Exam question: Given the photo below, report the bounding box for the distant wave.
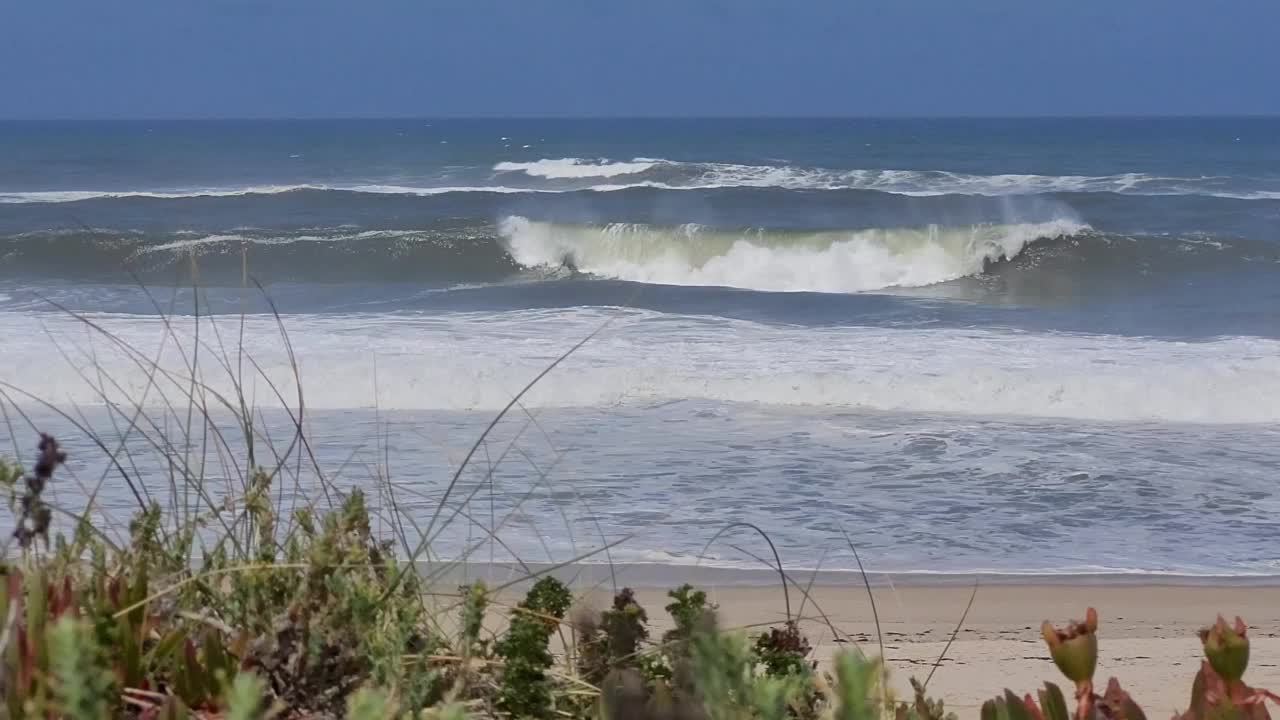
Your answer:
[134,228,429,255]
[499,216,1087,293]
[5,160,1279,204]
[0,184,555,204]
[497,157,1280,199]
[0,226,518,284]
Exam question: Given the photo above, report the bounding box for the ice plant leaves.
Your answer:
[1201,615,1250,684]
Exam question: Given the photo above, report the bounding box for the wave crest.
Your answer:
[499,216,1088,293]
[493,157,659,178]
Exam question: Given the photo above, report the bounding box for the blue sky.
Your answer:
[2,0,1277,118]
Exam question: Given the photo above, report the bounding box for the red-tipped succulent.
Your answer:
[1200,615,1250,684]
[1042,608,1099,719]
[1183,615,1280,719]
[1042,607,1099,684]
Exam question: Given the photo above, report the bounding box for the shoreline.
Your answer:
[427,561,1280,590]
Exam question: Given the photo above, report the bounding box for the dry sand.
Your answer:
[576,583,1280,717]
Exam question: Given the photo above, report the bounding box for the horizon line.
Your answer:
[3,113,1279,123]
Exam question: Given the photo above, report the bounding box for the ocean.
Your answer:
[1,118,1278,580]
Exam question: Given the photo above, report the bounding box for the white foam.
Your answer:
[136,229,427,254]
[6,308,1280,424]
[342,184,553,196]
[0,184,550,203]
[499,216,1086,293]
[0,185,324,204]
[3,163,1276,202]
[685,164,1280,199]
[494,157,1280,198]
[493,157,658,178]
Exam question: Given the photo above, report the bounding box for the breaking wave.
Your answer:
[499,216,1088,293]
[492,157,661,178]
[4,220,1270,291]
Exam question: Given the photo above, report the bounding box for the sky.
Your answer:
[2,0,1277,119]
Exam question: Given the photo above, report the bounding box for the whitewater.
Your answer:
[498,216,1087,293]
[6,308,1279,424]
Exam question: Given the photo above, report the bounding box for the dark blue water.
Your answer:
[3,118,1279,338]
[3,119,1279,576]
[5,118,1279,188]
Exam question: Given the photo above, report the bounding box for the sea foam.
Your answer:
[6,308,1279,424]
[493,157,660,178]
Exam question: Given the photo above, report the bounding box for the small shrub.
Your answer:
[578,587,651,685]
[688,618,809,720]
[755,621,814,678]
[664,584,714,647]
[495,577,573,719]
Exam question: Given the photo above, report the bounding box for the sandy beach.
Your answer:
[571,582,1280,717]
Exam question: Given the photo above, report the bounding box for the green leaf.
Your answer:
[127,561,149,628]
[992,697,1013,720]
[224,672,268,720]
[175,638,208,708]
[116,610,144,689]
[1039,683,1070,720]
[145,627,186,671]
[981,700,999,720]
[1004,691,1030,720]
[203,630,232,696]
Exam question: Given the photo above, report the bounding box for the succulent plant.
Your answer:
[1175,615,1280,720]
[1041,608,1098,686]
[1200,615,1250,684]
[1041,608,1099,719]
